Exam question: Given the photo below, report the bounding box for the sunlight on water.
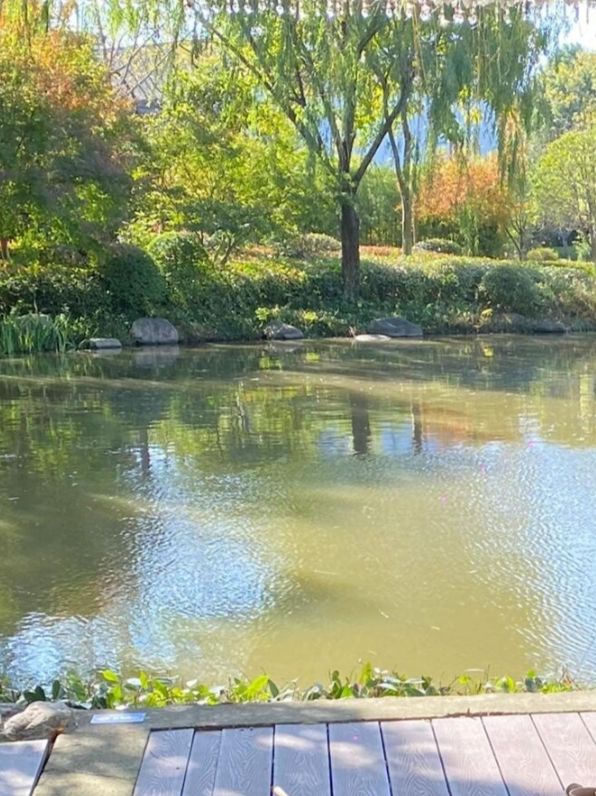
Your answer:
[0,336,594,685]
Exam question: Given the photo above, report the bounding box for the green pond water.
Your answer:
[0,336,595,687]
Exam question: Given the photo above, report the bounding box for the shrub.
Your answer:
[413,238,463,255]
[97,244,167,317]
[278,232,341,259]
[147,232,209,279]
[147,232,212,308]
[527,247,560,262]
[0,263,106,318]
[478,265,541,315]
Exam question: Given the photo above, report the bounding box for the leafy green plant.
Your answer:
[478,265,541,316]
[413,239,463,256]
[527,247,560,262]
[97,244,167,317]
[0,664,576,711]
[277,232,342,260]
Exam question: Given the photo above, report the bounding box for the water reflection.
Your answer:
[0,336,594,685]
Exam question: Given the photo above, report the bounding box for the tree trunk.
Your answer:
[591,227,596,264]
[387,124,415,256]
[340,196,360,301]
[0,238,9,261]
[401,187,414,256]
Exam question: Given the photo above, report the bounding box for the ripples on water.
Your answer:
[0,336,594,685]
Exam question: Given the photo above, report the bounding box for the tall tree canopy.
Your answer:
[532,124,596,262]
[542,48,596,138]
[178,0,557,295]
[0,13,137,258]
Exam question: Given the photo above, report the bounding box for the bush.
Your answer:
[147,232,212,308]
[147,232,209,279]
[97,244,167,317]
[527,247,560,262]
[278,232,341,260]
[413,238,463,255]
[478,265,541,315]
[1,251,594,340]
[0,263,106,318]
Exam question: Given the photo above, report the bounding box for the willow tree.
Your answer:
[179,0,564,294]
[371,5,552,255]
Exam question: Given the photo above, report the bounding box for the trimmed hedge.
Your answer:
[527,247,560,262]
[413,238,463,255]
[0,251,595,343]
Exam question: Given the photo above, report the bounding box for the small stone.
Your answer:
[131,318,179,345]
[353,334,392,342]
[2,701,76,741]
[264,321,304,340]
[79,338,122,350]
[367,317,423,338]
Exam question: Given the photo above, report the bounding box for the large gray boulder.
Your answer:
[367,317,423,338]
[131,318,179,345]
[2,701,75,741]
[264,321,304,340]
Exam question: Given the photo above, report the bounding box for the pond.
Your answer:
[0,336,595,688]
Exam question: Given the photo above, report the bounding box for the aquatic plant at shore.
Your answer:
[0,664,576,711]
[0,312,76,356]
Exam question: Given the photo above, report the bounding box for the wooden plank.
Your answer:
[0,739,48,796]
[381,719,449,795]
[272,723,330,796]
[533,712,596,788]
[181,730,221,796]
[134,729,194,796]
[432,717,508,796]
[212,726,273,796]
[328,721,391,796]
[483,715,563,796]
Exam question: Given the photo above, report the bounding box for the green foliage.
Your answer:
[147,231,211,306]
[542,49,596,138]
[148,232,209,275]
[357,166,401,247]
[478,265,540,315]
[0,664,576,710]
[413,239,463,256]
[97,244,166,317]
[0,262,106,319]
[0,312,76,356]
[2,252,595,341]
[527,246,559,262]
[0,26,136,257]
[130,55,336,259]
[532,125,596,263]
[277,232,342,260]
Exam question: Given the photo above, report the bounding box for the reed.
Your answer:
[0,312,73,356]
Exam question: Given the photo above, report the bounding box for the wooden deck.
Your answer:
[132,712,596,795]
[0,739,48,796]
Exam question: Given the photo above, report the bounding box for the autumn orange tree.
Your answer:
[416,154,512,257]
[0,10,136,260]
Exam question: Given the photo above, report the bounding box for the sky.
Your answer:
[563,12,596,49]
